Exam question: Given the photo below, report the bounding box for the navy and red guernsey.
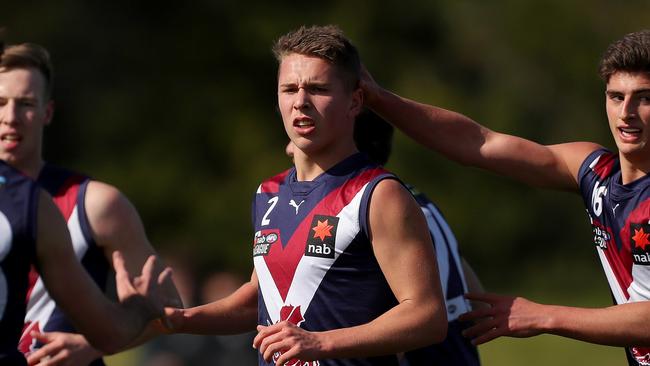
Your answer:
[19,164,108,366]
[579,148,650,366]
[252,153,403,366]
[0,161,39,366]
[402,186,480,366]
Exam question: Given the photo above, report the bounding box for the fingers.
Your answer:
[254,323,293,362]
[139,255,158,286]
[464,292,502,303]
[253,324,278,350]
[26,332,59,365]
[161,307,184,332]
[157,266,173,286]
[459,306,496,322]
[462,317,499,339]
[273,341,300,365]
[112,251,131,284]
[471,326,504,345]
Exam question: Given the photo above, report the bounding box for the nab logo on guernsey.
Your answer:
[305,215,338,259]
[631,223,650,265]
[253,230,279,257]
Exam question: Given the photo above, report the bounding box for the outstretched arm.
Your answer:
[460,292,650,346]
[254,179,447,364]
[36,190,168,355]
[361,68,601,191]
[164,270,259,335]
[28,181,182,365]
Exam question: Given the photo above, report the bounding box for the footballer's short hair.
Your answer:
[0,43,54,99]
[599,30,650,82]
[273,25,361,92]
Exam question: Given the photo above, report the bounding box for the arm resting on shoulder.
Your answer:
[361,69,601,191]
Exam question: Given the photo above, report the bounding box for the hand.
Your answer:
[157,307,185,334]
[253,321,324,365]
[113,251,172,320]
[359,64,381,106]
[459,292,549,345]
[26,331,102,366]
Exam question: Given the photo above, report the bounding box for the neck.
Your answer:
[293,143,358,181]
[16,158,44,180]
[619,152,650,185]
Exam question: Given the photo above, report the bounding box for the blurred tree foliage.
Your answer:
[3,0,650,291]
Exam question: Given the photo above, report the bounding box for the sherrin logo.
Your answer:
[253,230,280,257]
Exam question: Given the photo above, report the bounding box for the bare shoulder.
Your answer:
[84,180,148,251]
[548,141,604,183]
[369,178,411,206]
[85,180,141,222]
[548,141,603,163]
[368,178,423,236]
[85,180,126,213]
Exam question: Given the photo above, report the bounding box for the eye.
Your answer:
[313,85,326,91]
[607,93,624,102]
[281,86,297,94]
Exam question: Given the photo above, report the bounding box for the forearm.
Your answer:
[175,282,258,335]
[317,299,446,359]
[545,302,650,346]
[365,86,488,167]
[84,297,155,354]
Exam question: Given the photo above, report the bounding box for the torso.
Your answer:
[580,149,650,366]
[252,153,399,366]
[0,161,38,365]
[19,164,108,365]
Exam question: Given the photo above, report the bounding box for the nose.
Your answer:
[619,96,638,122]
[0,100,18,125]
[293,88,311,110]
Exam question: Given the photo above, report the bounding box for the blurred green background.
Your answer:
[5,0,650,364]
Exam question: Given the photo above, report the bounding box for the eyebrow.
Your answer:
[606,88,650,95]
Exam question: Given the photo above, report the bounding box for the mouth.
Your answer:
[293,117,316,136]
[618,126,642,140]
[293,118,315,128]
[0,133,22,150]
[1,134,20,142]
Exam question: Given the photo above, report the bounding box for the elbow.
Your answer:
[413,306,448,347]
[428,310,448,344]
[85,335,122,355]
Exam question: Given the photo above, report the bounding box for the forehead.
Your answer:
[606,71,650,92]
[0,67,47,98]
[278,53,338,82]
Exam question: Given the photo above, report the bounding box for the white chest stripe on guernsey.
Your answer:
[68,206,90,259]
[596,247,627,304]
[255,183,367,324]
[254,257,283,324]
[0,212,13,320]
[23,205,89,343]
[628,265,650,302]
